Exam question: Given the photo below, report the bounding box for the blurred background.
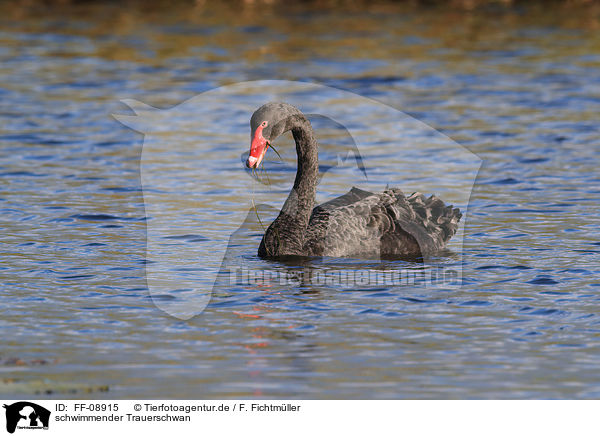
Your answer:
[1,0,599,399]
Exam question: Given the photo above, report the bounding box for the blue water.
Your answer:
[0,2,599,398]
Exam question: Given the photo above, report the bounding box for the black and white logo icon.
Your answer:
[3,402,50,434]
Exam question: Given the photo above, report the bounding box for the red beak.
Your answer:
[247,125,268,169]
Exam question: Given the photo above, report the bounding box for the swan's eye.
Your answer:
[261,121,268,127]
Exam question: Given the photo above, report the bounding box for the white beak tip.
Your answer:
[247,156,258,168]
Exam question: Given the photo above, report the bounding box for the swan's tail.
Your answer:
[382,189,461,253]
[405,191,462,245]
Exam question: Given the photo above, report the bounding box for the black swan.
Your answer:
[245,102,462,259]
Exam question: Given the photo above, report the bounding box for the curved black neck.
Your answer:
[260,115,318,256]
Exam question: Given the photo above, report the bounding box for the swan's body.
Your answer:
[246,102,461,259]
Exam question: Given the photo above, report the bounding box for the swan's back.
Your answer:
[304,187,461,258]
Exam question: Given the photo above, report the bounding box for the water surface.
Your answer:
[0,2,599,398]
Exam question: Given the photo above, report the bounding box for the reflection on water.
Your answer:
[0,2,599,399]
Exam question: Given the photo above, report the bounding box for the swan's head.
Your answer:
[246,102,303,169]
